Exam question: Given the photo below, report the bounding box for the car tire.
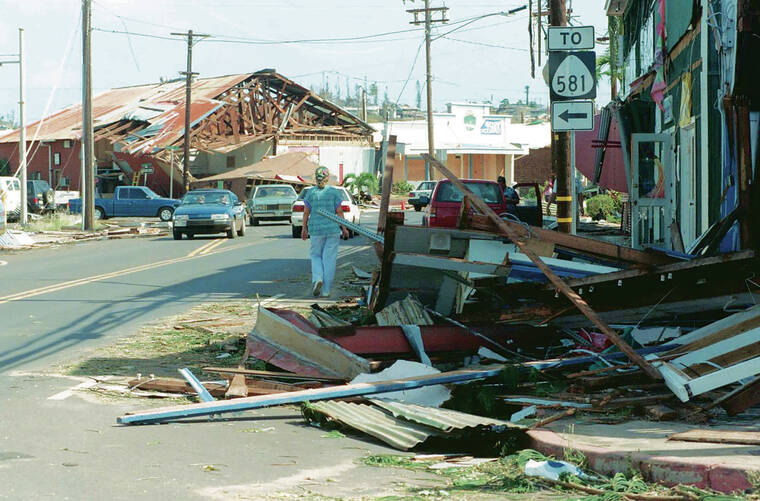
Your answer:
[413,204,422,212]
[158,206,174,222]
[292,225,302,238]
[237,219,245,236]
[173,230,182,240]
[227,226,236,239]
[95,207,106,220]
[186,233,194,239]
[252,217,259,226]
[249,215,255,226]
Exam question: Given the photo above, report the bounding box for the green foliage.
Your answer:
[362,454,422,469]
[342,172,378,196]
[391,180,414,195]
[585,194,619,221]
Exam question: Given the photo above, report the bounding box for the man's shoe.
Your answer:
[312,280,323,297]
[320,292,330,298]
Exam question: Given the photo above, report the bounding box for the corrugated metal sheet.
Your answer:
[370,399,517,432]
[309,400,443,450]
[309,399,520,451]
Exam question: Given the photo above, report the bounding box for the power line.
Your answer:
[442,37,529,51]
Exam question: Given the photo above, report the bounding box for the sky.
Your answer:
[0,0,610,125]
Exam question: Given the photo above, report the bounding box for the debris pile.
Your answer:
[114,158,760,494]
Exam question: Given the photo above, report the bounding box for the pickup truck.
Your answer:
[68,186,180,221]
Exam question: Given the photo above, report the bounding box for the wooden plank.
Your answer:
[377,135,397,237]
[424,155,662,380]
[117,365,507,425]
[392,252,511,276]
[719,376,760,416]
[668,429,760,446]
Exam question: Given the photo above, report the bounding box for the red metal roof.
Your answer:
[574,114,629,193]
[0,74,250,144]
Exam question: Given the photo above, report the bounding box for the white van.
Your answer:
[0,176,22,221]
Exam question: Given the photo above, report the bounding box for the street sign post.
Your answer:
[551,101,594,131]
[547,26,595,51]
[549,51,596,101]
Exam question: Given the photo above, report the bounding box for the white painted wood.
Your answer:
[672,327,760,368]
[672,305,760,346]
[685,357,760,398]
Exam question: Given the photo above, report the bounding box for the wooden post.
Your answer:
[424,154,662,380]
[377,135,397,237]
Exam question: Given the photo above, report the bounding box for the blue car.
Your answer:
[172,189,246,240]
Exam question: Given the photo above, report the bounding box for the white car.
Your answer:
[408,180,437,211]
[290,186,361,238]
[0,176,22,221]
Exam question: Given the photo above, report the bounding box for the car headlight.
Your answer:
[211,213,230,220]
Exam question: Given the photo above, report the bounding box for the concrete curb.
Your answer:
[527,428,755,494]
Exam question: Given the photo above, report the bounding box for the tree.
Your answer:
[370,82,378,105]
[415,80,422,109]
[0,111,18,130]
[342,172,379,197]
[597,16,622,96]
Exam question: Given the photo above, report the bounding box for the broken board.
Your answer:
[668,429,760,446]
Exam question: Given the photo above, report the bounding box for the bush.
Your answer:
[342,173,379,196]
[585,194,618,221]
[391,181,414,195]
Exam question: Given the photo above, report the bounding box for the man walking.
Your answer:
[302,166,349,297]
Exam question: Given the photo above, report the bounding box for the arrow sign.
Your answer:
[559,109,588,121]
[551,101,594,132]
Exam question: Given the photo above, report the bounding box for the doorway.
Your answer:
[678,124,697,248]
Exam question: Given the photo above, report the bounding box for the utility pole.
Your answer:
[171,30,210,195]
[82,1,95,230]
[549,0,571,233]
[1,30,26,224]
[408,1,448,180]
[361,88,367,122]
[525,85,530,107]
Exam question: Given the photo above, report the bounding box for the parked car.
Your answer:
[422,179,508,228]
[408,180,437,211]
[68,185,179,221]
[27,180,56,214]
[290,186,361,238]
[246,184,298,226]
[0,176,22,221]
[172,189,246,240]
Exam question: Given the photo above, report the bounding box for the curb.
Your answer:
[527,429,755,494]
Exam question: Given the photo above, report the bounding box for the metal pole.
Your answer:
[183,30,193,195]
[424,0,435,181]
[82,0,95,230]
[549,0,571,233]
[18,28,26,225]
[571,130,577,234]
[169,149,174,199]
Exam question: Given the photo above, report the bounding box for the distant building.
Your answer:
[372,102,550,183]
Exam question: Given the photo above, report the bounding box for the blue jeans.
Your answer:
[309,234,340,294]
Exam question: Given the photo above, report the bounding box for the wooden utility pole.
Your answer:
[171,30,209,194]
[549,0,571,233]
[408,2,448,180]
[82,0,95,230]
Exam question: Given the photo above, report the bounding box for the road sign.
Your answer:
[549,51,596,101]
[140,165,154,174]
[551,101,594,132]
[548,26,595,51]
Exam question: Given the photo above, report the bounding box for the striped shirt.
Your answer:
[304,186,343,236]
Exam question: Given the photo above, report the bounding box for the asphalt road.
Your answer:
[2,210,430,500]
[0,214,381,373]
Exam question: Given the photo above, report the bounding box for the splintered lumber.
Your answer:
[128,377,228,397]
[668,429,760,446]
[203,366,344,383]
[117,365,506,425]
[225,373,249,399]
[424,154,662,380]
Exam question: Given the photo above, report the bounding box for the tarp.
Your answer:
[575,114,629,193]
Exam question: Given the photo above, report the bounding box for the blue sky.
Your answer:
[0,0,610,124]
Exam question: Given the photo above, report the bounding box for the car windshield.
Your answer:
[182,192,232,205]
[418,181,436,191]
[255,186,296,198]
[435,182,503,204]
[296,187,349,202]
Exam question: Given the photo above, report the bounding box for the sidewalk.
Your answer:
[528,416,760,493]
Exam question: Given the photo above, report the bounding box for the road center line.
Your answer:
[0,240,264,306]
[0,260,7,266]
[187,238,224,258]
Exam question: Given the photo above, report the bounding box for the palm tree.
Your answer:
[342,172,379,201]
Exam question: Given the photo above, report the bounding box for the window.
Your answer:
[434,181,503,204]
[127,188,149,199]
[53,152,61,165]
[60,177,70,187]
[63,140,71,148]
[226,156,235,168]
[30,171,42,180]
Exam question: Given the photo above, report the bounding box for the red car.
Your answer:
[422,179,507,228]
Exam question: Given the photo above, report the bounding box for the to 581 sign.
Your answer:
[548,51,596,101]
